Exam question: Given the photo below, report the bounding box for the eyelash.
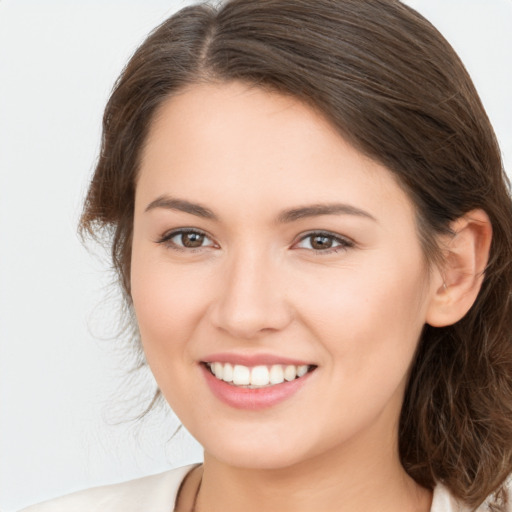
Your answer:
[156,229,354,255]
[157,228,217,253]
[294,231,354,254]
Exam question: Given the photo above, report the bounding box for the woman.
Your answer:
[21,0,512,510]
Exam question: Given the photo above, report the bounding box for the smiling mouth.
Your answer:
[204,362,317,389]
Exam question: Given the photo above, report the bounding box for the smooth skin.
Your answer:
[131,82,492,512]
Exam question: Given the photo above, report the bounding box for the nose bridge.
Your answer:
[210,242,292,339]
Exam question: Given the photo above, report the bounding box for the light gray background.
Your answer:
[0,1,511,510]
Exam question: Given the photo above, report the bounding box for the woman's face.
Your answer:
[131,82,440,470]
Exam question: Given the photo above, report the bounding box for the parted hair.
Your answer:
[80,0,512,509]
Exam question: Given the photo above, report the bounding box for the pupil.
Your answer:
[183,233,204,248]
[312,236,332,250]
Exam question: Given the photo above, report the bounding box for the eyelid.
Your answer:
[292,230,355,254]
[156,228,355,254]
[156,227,218,251]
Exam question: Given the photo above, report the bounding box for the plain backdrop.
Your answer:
[0,1,511,510]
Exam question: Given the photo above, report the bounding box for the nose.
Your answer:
[209,248,293,340]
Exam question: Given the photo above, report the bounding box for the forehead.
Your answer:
[136,81,415,225]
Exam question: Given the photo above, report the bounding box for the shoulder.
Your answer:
[432,476,512,512]
[18,464,197,512]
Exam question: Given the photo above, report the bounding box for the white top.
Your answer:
[18,464,509,512]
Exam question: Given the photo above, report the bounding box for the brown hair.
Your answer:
[80,0,512,509]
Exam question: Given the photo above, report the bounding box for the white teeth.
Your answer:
[232,365,250,385]
[222,363,234,383]
[207,362,311,387]
[297,365,308,378]
[284,365,297,382]
[213,362,223,379]
[269,364,284,385]
[250,365,270,386]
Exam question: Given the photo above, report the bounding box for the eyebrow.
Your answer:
[276,203,376,223]
[145,195,376,223]
[145,196,218,220]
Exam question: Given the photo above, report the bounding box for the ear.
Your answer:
[426,209,492,327]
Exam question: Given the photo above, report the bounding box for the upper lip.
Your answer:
[201,352,315,367]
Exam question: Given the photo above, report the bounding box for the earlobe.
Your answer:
[426,209,492,328]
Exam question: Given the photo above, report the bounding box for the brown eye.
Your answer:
[310,235,334,250]
[295,231,353,253]
[181,232,205,248]
[158,229,216,251]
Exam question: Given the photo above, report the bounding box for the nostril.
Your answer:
[209,295,294,339]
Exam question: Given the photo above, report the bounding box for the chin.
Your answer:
[197,424,328,471]
[206,444,310,471]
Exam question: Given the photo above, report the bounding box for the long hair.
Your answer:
[80,1,512,508]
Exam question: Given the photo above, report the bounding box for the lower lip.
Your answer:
[201,364,314,410]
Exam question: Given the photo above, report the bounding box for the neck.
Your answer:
[195,436,432,512]
[190,382,432,512]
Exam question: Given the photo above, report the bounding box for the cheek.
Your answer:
[294,254,429,379]
[130,247,210,362]
[129,253,213,414]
